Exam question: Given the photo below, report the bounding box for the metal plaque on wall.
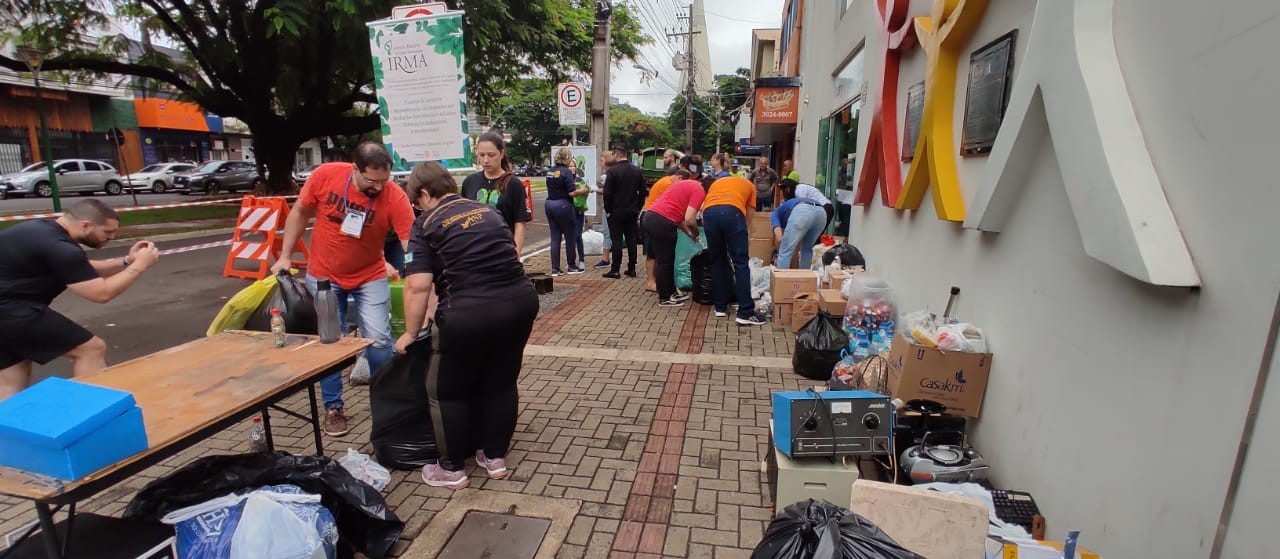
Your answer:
[901,81,925,162]
[961,30,1018,155]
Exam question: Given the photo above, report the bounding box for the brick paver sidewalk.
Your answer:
[0,255,815,558]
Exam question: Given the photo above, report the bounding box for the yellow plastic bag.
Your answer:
[207,275,279,336]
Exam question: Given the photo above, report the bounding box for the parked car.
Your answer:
[293,164,323,184]
[172,160,262,194]
[123,162,197,193]
[0,159,125,197]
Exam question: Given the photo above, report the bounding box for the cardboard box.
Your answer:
[749,237,774,262]
[0,378,149,480]
[791,292,820,332]
[986,537,1100,559]
[818,289,847,315]
[771,269,822,303]
[773,303,792,327]
[750,212,773,238]
[886,334,993,417]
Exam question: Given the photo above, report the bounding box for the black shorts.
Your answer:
[0,302,94,368]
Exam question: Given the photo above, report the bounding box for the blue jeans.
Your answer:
[702,206,755,319]
[574,210,586,262]
[777,203,826,269]
[305,275,393,410]
[545,198,578,272]
[599,210,612,251]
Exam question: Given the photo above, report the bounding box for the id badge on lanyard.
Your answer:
[340,172,366,238]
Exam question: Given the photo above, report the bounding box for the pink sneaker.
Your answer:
[421,463,469,489]
[476,450,509,479]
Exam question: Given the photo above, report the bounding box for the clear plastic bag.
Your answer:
[901,310,939,348]
[582,230,604,255]
[935,323,987,353]
[337,449,391,492]
[161,484,337,559]
[749,258,772,299]
[843,275,897,354]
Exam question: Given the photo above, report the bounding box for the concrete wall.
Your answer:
[793,1,1280,557]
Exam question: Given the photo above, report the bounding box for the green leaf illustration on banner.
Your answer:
[391,22,409,34]
[372,57,384,90]
[378,95,391,135]
[425,17,464,67]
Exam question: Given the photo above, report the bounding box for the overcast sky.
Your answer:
[612,0,784,115]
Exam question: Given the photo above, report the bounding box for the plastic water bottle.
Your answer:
[314,279,341,343]
[248,416,268,453]
[270,308,286,347]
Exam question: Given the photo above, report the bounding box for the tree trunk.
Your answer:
[250,131,304,195]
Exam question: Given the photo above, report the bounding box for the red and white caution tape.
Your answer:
[0,195,297,223]
[158,239,234,256]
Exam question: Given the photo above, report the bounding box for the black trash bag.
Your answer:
[245,271,319,334]
[690,249,715,305]
[751,499,927,559]
[793,311,849,380]
[124,451,403,559]
[822,244,866,268]
[370,333,439,470]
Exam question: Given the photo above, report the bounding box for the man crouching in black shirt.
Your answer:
[0,200,160,401]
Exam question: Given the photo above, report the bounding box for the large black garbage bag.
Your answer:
[370,333,439,470]
[690,249,715,305]
[751,499,927,559]
[822,243,866,268]
[124,452,403,558]
[793,311,848,380]
[245,271,319,334]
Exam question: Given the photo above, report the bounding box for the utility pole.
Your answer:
[668,5,699,153]
[590,1,612,224]
[714,89,722,156]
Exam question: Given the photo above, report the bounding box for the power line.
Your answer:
[704,9,776,25]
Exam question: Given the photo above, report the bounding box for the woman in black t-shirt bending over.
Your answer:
[396,162,540,489]
[460,131,532,255]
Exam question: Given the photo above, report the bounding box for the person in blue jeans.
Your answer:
[772,179,828,269]
[700,176,767,325]
[545,149,585,276]
[271,142,416,436]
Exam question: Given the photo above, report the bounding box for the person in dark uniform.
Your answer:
[397,162,540,489]
[602,145,645,279]
[544,148,585,276]
[0,200,160,401]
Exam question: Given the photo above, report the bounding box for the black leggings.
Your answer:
[428,291,539,471]
[642,212,679,300]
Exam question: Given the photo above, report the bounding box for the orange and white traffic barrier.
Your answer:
[222,196,307,280]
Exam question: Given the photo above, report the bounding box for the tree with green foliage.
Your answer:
[488,79,570,165]
[665,69,753,157]
[610,103,675,153]
[0,0,648,190]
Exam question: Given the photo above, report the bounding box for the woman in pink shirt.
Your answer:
[641,179,705,306]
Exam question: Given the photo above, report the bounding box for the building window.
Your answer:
[815,102,860,237]
[832,48,865,111]
[779,1,800,58]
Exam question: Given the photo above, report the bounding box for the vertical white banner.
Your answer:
[367,12,471,170]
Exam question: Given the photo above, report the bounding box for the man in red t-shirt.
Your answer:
[272,142,415,436]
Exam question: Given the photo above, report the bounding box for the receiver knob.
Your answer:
[862,413,880,430]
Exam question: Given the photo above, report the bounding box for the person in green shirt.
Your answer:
[781,159,800,182]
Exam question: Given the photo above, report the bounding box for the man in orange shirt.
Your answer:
[701,176,766,325]
[272,142,416,436]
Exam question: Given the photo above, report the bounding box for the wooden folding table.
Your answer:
[0,331,370,559]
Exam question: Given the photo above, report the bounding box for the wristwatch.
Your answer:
[122,255,133,267]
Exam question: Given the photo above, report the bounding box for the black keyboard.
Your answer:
[991,490,1041,531]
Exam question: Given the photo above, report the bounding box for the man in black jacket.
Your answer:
[602,145,644,279]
